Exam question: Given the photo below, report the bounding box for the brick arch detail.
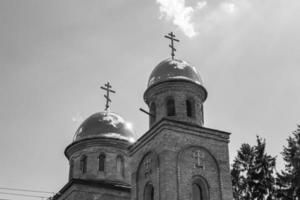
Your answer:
[176,145,222,200]
[136,151,160,200]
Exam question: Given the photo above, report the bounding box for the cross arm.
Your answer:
[169,45,176,51]
[164,35,180,42]
[100,86,116,93]
[104,95,111,102]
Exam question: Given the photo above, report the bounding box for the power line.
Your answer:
[0,187,54,194]
[0,191,49,199]
[0,198,16,200]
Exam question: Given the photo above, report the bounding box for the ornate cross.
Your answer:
[144,158,152,177]
[100,82,116,111]
[164,32,180,60]
[193,150,204,169]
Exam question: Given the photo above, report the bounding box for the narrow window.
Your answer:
[116,155,125,177]
[150,102,156,125]
[201,105,204,123]
[98,154,105,172]
[80,155,87,174]
[166,98,175,116]
[192,183,203,200]
[69,160,74,180]
[186,99,194,117]
[144,183,154,200]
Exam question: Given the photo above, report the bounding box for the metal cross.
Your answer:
[193,150,204,169]
[164,32,180,60]
[100,82,116,111]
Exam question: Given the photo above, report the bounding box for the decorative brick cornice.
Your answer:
[129,118,231,155]
[144,80,207,104]
[52,178,131,200]
[65,138,131,159]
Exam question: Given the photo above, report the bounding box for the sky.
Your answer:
[0,0,299,199]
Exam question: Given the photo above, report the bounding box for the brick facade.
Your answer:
[129,119,233,200]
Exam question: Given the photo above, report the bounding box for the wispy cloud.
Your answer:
[197,1,207,10]
[72,113,84,124]
[221,2,237,14]
[156,0,207,38]
[156,0,242,38]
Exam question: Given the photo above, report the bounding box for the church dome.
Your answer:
[147,58,203,87]
[74,111,135,143]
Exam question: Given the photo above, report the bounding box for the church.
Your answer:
[52,33,233,200]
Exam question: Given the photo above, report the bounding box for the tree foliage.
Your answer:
[231,136,276,200]
[277,125,300,199]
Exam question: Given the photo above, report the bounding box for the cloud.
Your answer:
[197,1,207,10]
[72,113,84,124]
[156,0,244,38]
[156,0,207,38]
[221,2,237,14]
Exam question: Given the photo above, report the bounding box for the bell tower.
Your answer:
[130,33,233,200]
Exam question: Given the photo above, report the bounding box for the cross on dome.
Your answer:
[164,32,180,60]
[100,82,116,111]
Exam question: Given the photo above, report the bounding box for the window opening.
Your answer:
[116,155,125,177]
[144,183,154,200]
[69,160,74,180]
[186,99,195,117]
[150,102,156,125]
[192,183,203,200]
[98,154,105,172]
[80,155,87,173]
[166,98,175,116]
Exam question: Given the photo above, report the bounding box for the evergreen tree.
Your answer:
[231,136,276,200]
[277,125,300,200]
[251,136,276,200]
[231,143,255,199]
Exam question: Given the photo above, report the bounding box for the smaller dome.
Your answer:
[148,58,203,87]
[74,112,135,143]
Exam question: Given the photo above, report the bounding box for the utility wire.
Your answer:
[0,187,54,194]
[0,198,16,200]
[0,191,49,199]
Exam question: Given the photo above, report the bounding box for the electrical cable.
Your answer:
[0,198,16,200]
[0,191,48,199]
[0,187,54,194]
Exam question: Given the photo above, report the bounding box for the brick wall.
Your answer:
[130,119,233,200]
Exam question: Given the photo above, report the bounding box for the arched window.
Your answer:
[116,155,125,177]
[144,183,154,200]
[186,99,195,117]
[80,155,87,174]
[166,98,175,116]
[150,102,156,125]
[69,159,74,180]
[98,154,105,172]
[200,105,204,123]
[192,177,209,200]
[192,183,203,200]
